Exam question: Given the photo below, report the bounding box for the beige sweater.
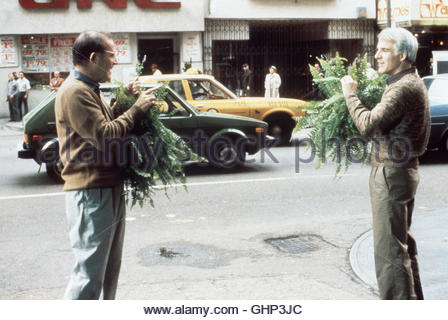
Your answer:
[55,76,146,191]
[344,68,431,167]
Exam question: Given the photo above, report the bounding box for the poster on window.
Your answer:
[49,34,76,72]
[0,36,18,67]
[182,32,202,62]
[113,34,131,64]
[22,35,49,72]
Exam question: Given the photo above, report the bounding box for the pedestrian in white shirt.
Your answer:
[264,66,281,98]
[151,64,162,76]
[17,71,31,118]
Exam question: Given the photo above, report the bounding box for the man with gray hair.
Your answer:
[341,28,430,299]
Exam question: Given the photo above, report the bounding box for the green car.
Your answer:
[18,85,272,182]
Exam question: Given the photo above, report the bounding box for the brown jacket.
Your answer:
[344,68,431,167]
[55,76,145,191]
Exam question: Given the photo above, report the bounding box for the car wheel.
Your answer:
[208,136,246,169]
[46,159,64,183]
[266,116,295,146]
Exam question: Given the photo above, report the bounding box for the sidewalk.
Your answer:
[0,118,23,133]
[350,209,448,299]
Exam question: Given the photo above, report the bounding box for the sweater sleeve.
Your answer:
[62,87,145,150]
[344,85,406,137]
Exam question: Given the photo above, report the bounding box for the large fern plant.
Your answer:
[294,54,387,176]
[112,83,201,207]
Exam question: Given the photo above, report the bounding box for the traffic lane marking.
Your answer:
[0,174,358,201]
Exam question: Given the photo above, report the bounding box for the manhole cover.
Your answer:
[265,234,321,254]
[138,241,245,269]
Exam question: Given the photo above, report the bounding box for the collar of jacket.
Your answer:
[71,70,99,93]
[387,67,417,86]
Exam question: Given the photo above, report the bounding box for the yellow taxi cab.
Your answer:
[138,73,310,144]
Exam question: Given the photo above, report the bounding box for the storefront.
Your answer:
[204,0,377,98]
[0,0,206,117]
[377,0,448,76]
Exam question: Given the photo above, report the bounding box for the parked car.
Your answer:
[18,85,273,182]
[138,74,310,144]
[423,74,448,152]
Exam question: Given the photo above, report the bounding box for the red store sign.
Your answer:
[19,0,181,9]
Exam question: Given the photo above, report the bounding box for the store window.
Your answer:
[21,34,76,89]
[20,33,131,89]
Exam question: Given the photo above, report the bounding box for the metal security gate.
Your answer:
[205,19,375,99]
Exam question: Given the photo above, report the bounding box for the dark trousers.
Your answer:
[17,92,28,118]
[369,166,424,300]
[7,95,20,121]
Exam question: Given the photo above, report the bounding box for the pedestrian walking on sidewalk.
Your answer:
[17,71,31,118]
[341,27,430,300]
[264,65,281,98]
[5,73,20,121]
[56,30,157,300]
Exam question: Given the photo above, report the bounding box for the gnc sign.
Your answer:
[19,0,181,9]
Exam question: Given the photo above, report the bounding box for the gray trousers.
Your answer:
[64,185,126,300]
[369,166,424,300]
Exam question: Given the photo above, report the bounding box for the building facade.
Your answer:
[1,0,379,118]
[0,0,207,116]
[204,0,377,98]
[2,1,448,118]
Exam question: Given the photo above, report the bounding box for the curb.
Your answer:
[349,210,448,299]
[3,121,23,132]
[349,229,378,291]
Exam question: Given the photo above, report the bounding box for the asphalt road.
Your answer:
[1,127,447,300]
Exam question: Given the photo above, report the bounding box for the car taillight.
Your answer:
[32,135,43,141]
[24,134,29,144]
[255,127,264,133]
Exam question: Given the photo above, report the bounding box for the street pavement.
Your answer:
[350,209,448,299]
[1,118,447,299]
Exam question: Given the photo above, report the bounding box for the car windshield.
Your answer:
[100,85,194,117]
[424,78,448,101]
[158,91,191,117]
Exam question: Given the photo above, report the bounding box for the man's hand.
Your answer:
[340,75,358,98]
[135,87,158,113]
[126,78,141,96]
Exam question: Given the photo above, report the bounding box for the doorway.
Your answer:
[138,38,174,75]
